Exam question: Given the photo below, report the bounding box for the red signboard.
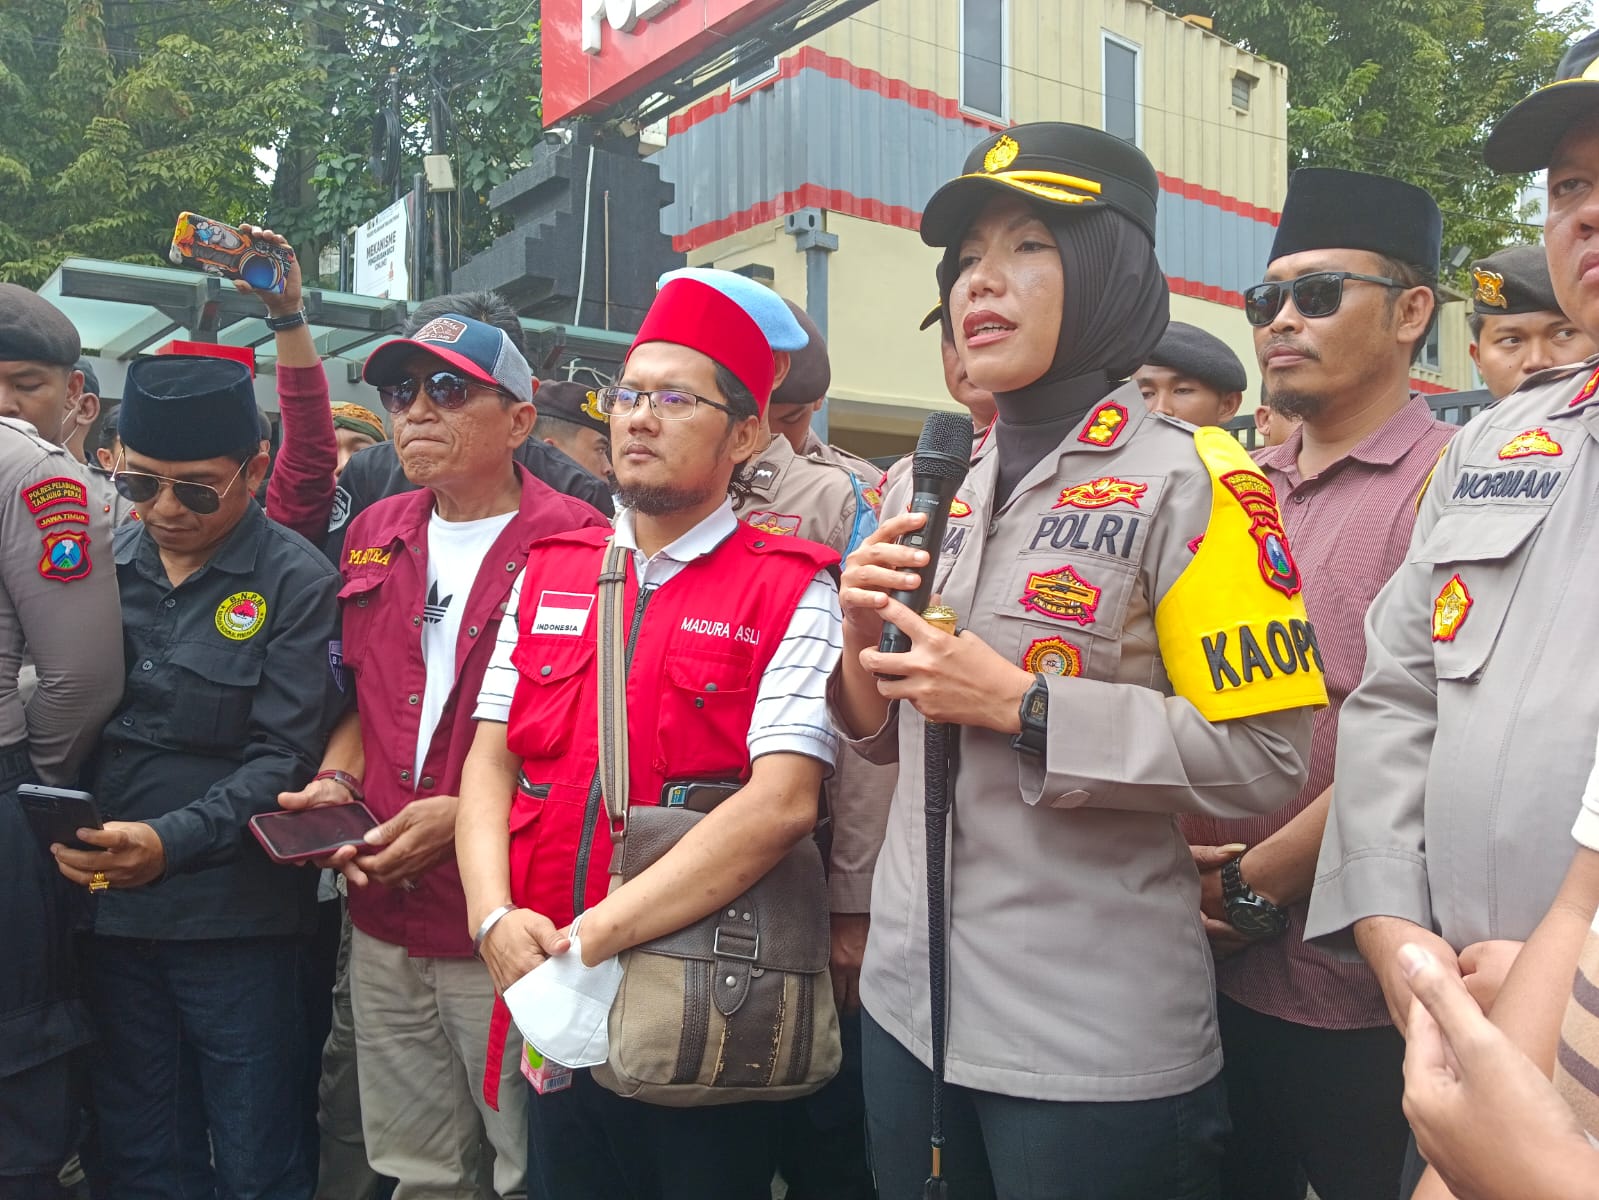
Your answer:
[542,0,791,125]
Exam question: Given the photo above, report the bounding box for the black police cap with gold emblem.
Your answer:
[920,122,1160,248]
[1486,29,1599,173]
[1469,244,1563,318]
[537,380,610,437]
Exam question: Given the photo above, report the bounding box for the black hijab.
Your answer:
[940,204,1170,501]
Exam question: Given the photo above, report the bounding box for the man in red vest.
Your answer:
[458,269,843,1200]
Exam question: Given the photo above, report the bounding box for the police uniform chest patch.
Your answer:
[1078,402,1129,447]
[216,591,268,641]
[949,498,972,518]
[1053,476,1146,509]
[37,529,91,582]
[1432,574,1472,643]
[1220,470,1301,597]
[746,511,801,537]
[1498,428,1562,459]
[1018,564,1100,626]
[1022,636,1082,677]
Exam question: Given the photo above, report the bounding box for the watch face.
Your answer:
[1226,898,1288,939]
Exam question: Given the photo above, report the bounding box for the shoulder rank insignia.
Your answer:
[949,498,972,518]
[1019,564,1100,626]
[37,529,91,582]
[1220,470,1301,597]
[1432,574,1472,643]
[1078,402,1129,448]
[1499,428,1562,460]
[746,511,801,537]
[1471,268,1508,310]
[1022,636,1082,677]
[1572,366,1599,409]
[1054,476,1146,510]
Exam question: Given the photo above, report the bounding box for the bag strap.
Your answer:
[596,541,631,843]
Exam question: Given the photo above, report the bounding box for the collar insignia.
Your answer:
[1077,402,1129,448]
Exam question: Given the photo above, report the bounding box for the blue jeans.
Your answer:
[82,936,312,1200]
[862,1009,1230,1200]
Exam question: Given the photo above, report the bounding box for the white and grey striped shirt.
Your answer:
[474,500,842,769]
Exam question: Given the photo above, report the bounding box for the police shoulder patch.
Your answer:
[1432,574,1472,642]
[1152,427,1328,721]
[37,529,92,582]
[24,475,88,514]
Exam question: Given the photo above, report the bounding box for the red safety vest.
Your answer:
[483,519,836,1106]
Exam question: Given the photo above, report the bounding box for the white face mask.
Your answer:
[502,918,623,1069]
[53,397,81,446]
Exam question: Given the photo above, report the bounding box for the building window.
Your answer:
[1102,32,1141,145]
[961,0,1007,120]
[1420,319,1442,372]
[730,55,778,95]
[1232,71,1255,112]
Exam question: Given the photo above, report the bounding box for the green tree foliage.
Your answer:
[1189,0,1589,261]
[0,0,542,289]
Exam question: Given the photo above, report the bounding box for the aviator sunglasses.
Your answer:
[111,456,249,515]
[1243,271,1408,328]
[376,370,512,415]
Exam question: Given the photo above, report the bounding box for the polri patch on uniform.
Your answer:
[746,511,801,537]
[1077,402,1129,447]
[1432,574,1472,643]
[216,591,268,641]
[1022,636,1082,677]
[1018,564,1100,626]
[1572,366,1599,409]
[37,529,91,582]
[1498,428,1562,459]
[1053,476,1146,510]
[949,498,972,518]
[531,591,594,636]
[23,476,88,514]
[1220,469,1301,597]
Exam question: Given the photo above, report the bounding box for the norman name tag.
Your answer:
[531,591,594,636]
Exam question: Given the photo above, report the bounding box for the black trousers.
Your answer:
[861,1009,1229,1200]
[525,1067,777,1200]
[774,1008,875,1199]
[1216,993,1410,1200]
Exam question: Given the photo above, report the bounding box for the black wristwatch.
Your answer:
[1010,673,1049,758]
[1221,857,1289,939]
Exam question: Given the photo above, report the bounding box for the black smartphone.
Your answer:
[249,803,378,865]
[17,785,104,857]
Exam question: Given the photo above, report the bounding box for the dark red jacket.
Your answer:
[339,464,606,956]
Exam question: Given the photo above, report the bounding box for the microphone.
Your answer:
[878,411,974,659]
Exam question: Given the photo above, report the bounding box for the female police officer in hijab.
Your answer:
[829,123,1326,1198]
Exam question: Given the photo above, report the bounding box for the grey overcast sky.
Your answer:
[1543,0,1594,20]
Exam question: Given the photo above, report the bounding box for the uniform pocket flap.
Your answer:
[168,639,265,687]
[1413,510,1544,566]
[509,635,595,685]
[664,648,755,695]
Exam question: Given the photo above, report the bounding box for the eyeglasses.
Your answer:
[112,457,249,515]
[593,385,732,421]
[376,370,510,415]
[1243,271,1409,328]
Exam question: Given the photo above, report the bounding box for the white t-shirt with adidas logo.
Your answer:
[415,508,516,782]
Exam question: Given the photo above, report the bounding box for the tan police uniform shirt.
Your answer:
[832,385,1320,1100]
[0,418,123,782]
[735,431,891,911]
[1307,357,1599,954]
[800,428,882,505]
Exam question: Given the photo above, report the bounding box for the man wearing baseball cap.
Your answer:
[1466,243,1595,400]
[277,312,606,1198]
[459,268,844,1198]
[531,379,614,485]
[1307,28,1599,1200]
[1134,321,1249,428]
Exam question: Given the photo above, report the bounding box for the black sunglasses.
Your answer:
[376,370,510,415]
[1243,271,1408,328]
[111,457,249,515]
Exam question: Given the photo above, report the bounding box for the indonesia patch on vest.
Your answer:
[531,591,594,636]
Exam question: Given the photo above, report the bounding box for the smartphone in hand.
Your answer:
[169,212,291,293]
[249,802,379,865]
[18,785,104,858]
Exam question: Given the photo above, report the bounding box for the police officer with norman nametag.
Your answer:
[0,292,123,1199]
[1305,33,1599,1200]
[1467,243,1597,401]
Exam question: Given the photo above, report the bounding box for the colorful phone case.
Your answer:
[169,212,291,294]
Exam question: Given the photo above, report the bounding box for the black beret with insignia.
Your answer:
[1270,168,1441,273]
[1486,29,1599,173]
[770,300,831,406]
[921,122,1160,247]
[120,355,261,463]
[0,284,81,367]
[537,380,610,437]
[1143,322,1248,394]
[1469,245,1563,318]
